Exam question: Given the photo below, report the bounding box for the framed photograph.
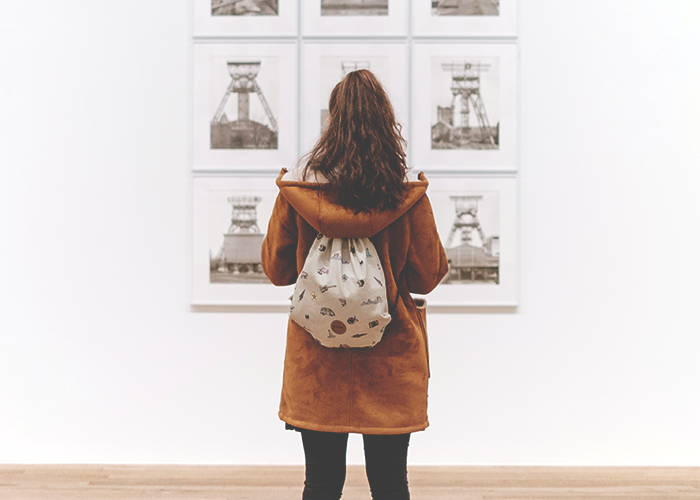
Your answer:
[411,42,517,171]
[301,42,409,152]
[302,0,407,37]
[192,173,294,305]
[418,173,517,306]
[192,173,517,306]
[413,0,517,38]
[193,42,298,171]
[193,0,298,37]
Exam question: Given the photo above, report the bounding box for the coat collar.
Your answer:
[275,168,429,238]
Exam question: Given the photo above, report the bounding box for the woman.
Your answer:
[261,69,448,500]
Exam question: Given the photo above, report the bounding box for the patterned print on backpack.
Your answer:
[289,235,391,348]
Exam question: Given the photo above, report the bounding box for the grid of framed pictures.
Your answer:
[191,0,519,306]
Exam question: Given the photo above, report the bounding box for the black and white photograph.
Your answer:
[211,0,279,16]
[321,0,388,16]
[302,43,408,150]
[431,56,500,151]
[439,190,500,284]
[192,174,294,305]
[208,191,271,284]
[209,58,279,150]
[412,43,517,170]
[422,174,517,305]
[193,43,297,170]
[303,0,406,36]
[413,0,516,37]
[194,0,296,37]
[432,0,499,16]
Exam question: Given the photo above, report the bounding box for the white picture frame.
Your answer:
[194,0,298,37]
[302,0,407,37]
[413,0,517,38]
[193,42,298,171]
[418,173,518,306]
[191,173,294,305]
[411,42,518,171]
[300,42,409,152]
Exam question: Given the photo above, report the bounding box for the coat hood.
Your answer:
[275,168,429,238]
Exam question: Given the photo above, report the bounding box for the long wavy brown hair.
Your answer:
[301,69,408,212]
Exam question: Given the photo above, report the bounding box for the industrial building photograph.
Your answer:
[321,0,388,16]
[211,0,279,16]
[208,191,271,284]
[431,56,500,150]
[209,58,278,150]
[432,0,499,16]
[435,190,500,285]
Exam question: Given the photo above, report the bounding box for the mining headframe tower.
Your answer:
[443,195,500,283]
[432,61,498,149]
[212,196,266,279]
[211,61,278,149]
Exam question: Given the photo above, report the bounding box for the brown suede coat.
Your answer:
[261,169,448,435]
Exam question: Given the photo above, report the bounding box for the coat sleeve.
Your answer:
[404,195,449,295]
[261,193,299,286]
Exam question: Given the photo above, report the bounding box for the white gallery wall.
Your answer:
[1,0,699,465]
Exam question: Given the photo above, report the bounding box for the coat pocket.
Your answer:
[412,297,429,378]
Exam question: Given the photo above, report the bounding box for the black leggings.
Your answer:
[300,428,411,500]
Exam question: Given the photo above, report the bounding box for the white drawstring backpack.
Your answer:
[289,233,391,348]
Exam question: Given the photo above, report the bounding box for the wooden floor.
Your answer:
[1,465,699,499]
